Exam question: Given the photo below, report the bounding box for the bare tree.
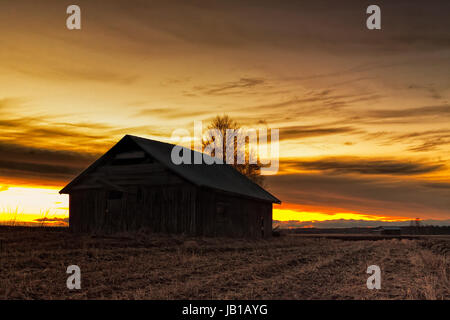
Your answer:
[202,115,265,186]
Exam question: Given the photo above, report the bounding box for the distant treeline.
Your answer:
[288,226,450,235]
[399,226,450,235]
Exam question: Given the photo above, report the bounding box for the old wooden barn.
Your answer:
[60,135,281,237]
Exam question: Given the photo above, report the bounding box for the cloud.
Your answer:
[191,78,265,96]
[33,217,69,223]
[283,62,405,82]
[0,98,25,111]
[390,34,450,51]
[423,182,450,189]
[32,217,69,227]
[367,105,450,119]
[0,159,83,177]
[10,64,139,85]
[266,173,450,219]
[0,95,185,185]
[247,91,381,112]
[135,108,209,119]
[0,114,109,184]
[0,106,176,185]
[279,124,360,141]
[231,91,384,127]
[282,157,444,175]
[2,40,139,85]
[0,186,9,192]
[0,139,98,165]
[95,0,450,54]
[408,84,443,100]
[365,129,450,152]
[221,88,382,127]
[0,119,116,154]
[0,142,94,183]
[408,139,450,152]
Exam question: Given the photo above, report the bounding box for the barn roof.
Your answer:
[60,135,281,204]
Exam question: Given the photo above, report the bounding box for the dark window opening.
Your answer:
[216,202,229,217]
[261,216,265,237]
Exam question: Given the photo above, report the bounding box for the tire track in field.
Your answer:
[74,241,323,298]
[41,242,318,298]
[137,240,361,299]
[83,243,323,298]
[224,241,379,299]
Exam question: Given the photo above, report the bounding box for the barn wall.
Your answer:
[196,188,273,238]
[68,160,199,234]
[69,184,197,234]
[68,161,273,237]
[69,189,107,233]
[70,186,272,237]
[133,184,197,234]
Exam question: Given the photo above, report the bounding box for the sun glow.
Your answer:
[0,185,68,225]
[273,207,411,222]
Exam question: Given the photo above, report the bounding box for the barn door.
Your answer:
[259,204,267,238]
[215,201,230,236]
[260,215,265,238]
[106,190,123,231]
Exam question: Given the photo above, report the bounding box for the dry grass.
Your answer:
[0,227,448,300]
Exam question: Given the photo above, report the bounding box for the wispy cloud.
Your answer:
[191,78,265,96]
[282,157,444,175]
[0,140,98,184]
[279,124,360,141]
[365,129,450,152]
[135,108,210,119]
[366,105,450,119]
[266,173,450,219]
[10,64,139,85]
[34,217,69,223]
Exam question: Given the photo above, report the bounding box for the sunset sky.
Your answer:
[0,0,449,227]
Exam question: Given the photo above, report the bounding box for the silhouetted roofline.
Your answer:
[60,135,281,204]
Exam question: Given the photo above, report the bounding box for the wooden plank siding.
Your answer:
[68,162,197,233]
[66,147,274,238]
[69,184,198,234]
[196,188,272,238]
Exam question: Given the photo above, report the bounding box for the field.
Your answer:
[0,227,448,300]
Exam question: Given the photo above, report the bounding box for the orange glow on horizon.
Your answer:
[0,183,416,227]
[0,185,68,226]
[273,203,412,222]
